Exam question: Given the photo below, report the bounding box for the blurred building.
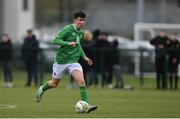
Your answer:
[85,0,180,37]
[35,0,180,39]
[0,0,34,42]
[1,0,180,42]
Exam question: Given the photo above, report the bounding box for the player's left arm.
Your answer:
[83,56,93,66]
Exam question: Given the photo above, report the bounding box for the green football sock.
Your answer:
[42,82,51,92]
[80,86,89,103]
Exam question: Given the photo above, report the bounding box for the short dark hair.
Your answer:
[27,29,33,33]
[74,11,86,19]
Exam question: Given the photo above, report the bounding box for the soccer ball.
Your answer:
[75,100,89,113]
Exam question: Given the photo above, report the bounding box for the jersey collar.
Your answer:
[72,24,83,33]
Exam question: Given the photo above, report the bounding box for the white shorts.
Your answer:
[52,63,83,79]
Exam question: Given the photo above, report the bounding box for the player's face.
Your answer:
[74,17,86,30]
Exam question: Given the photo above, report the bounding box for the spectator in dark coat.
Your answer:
[150,31,170,90]
[167,33,180,90]
[0,33,13,87]
[96,32,112,88]
[90,29,101,87]
[21,30,39,87]
[79,30,94,87]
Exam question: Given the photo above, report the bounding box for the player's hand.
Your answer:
[83,56,93,66]
[69,41,77,47]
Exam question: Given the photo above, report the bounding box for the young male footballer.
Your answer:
[36,11,97,113]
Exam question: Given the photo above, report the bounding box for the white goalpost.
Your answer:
[134,23,180,77]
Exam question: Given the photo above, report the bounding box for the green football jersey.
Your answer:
[52,24,86,64]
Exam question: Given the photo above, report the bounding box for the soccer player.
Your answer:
[36,11,97,113]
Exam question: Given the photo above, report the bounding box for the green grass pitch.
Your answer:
[0,70,180,118]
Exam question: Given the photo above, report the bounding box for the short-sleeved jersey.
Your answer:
[52,24,86,64]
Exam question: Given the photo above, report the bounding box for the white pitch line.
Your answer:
[0,104,17,109]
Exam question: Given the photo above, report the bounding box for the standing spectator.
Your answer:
[111,39,124,89]
[0,33,13,88]
[150,31,169,90]
[167,33,180,90]
[21,30,39,87]
[79,30,94,87]
[96,32,111,88]
[90,29,101,87]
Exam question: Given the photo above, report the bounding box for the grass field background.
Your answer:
[0,70,180,118]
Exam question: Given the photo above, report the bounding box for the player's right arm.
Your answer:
[52,36,69,46]
[52,28,76,46]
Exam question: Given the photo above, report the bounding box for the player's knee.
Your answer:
[49,81,58,88]
[51,83,58,88]
[78,79,85,86]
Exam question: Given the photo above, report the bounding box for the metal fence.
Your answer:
[0,47,179,86]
